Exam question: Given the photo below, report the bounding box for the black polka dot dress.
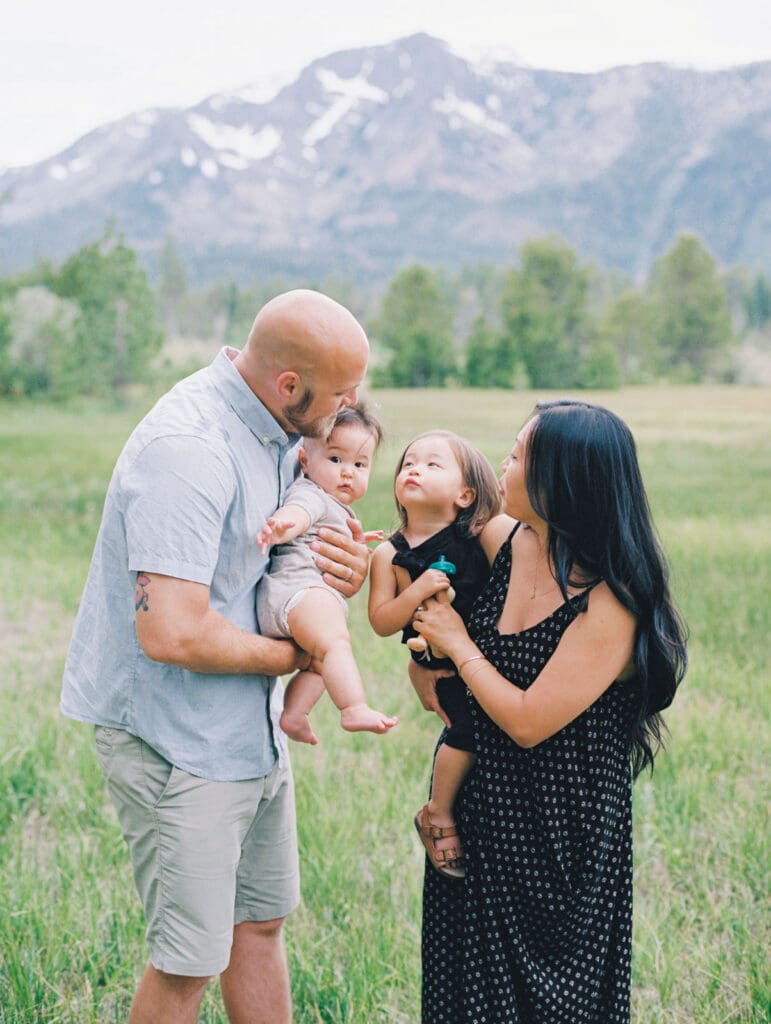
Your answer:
[421,527,639,1023]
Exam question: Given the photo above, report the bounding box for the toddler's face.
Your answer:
[395,435,468,512]
[300,424,377,506]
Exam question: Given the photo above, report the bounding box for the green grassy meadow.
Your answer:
[0,386,769,1022]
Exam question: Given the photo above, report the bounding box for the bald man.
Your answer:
[61,290,371,1024]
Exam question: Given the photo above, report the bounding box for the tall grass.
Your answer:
[0,387,768,1022]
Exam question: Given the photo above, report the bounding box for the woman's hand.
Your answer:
[412,591,472,664]
[310,518,370,596]
[407,660,453,726]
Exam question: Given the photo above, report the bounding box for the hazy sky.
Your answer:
[3,0,770,168]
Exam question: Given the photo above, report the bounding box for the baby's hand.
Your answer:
[363,529,385,545]
[257,515,296,555]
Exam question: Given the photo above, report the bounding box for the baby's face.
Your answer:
[300,424,377,506]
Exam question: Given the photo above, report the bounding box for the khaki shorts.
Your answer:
[95,726,300,977]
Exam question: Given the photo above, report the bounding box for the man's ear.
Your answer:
[276,370,301,400]
[455,487,475,510]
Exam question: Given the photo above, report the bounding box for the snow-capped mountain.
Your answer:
[1,33,770,282]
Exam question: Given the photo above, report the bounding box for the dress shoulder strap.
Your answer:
[568,576,604,613]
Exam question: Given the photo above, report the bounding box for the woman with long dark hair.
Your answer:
[411,399,687,1023]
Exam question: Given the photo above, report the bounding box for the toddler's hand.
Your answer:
[417,569,453,602]
[363,529,385,545]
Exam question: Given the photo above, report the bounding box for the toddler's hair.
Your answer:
[331,403,384,449]
[394,430,500,537]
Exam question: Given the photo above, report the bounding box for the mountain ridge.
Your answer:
[1,33,769,282]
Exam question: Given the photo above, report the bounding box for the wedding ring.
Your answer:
[345,566,354,581]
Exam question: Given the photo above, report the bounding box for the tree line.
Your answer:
[1,227,769,399]
[0,227,162,399]
[374,235,769,388]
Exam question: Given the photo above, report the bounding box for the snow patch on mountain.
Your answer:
[218,153,250,171]
[47,155,92,181]
[448,40,526,76]
[207,70,300,111]
[303,68,389,146]
[432,88,510,136]
[187,114,281,161]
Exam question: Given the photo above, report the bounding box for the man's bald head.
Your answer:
[243,289,368,379]
[234,289,370,436]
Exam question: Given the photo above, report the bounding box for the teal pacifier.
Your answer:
[429,555,457,575]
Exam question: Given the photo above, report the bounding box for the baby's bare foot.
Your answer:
[280,708,318,745]
[340,703,398,734]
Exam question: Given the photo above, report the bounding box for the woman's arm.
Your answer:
[414,585,635,747]
[368,542,453,636]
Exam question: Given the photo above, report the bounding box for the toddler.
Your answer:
[369,431,504,878]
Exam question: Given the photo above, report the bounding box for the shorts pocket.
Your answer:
[151,764,187,809]
[133,738,178,808]
[94,725,116,753]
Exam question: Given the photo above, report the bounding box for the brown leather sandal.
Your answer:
[414,804,465,880]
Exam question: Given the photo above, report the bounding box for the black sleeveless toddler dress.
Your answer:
[421,526,639,1023]
[391,521,489,752]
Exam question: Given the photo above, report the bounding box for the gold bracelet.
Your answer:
[458,654,485,674]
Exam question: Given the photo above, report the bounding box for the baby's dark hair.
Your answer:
[394,430,500,537]
[332,403,384,449]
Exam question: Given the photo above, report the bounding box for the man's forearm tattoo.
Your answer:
[135,573,151,612]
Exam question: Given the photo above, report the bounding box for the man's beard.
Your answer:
[284,388,336,439]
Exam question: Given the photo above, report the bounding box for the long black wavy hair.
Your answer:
[525,399,688,776]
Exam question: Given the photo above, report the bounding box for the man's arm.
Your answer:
[134,572,308,676]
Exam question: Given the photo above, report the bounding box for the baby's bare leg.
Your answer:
[280,670,325,744]
[286,589,397,735]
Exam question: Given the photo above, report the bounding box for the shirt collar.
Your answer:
[211,347,299,447]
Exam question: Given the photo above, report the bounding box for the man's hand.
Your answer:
[407,660,453,727]
[310,518,371,596]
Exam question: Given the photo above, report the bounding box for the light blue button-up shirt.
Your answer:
[61,348,300,781]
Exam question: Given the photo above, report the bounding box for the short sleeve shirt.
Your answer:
[60,348,300,781]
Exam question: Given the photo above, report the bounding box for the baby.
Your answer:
[256,404,397,745]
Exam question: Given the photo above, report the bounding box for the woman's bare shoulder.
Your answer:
[582,581,637,636]
[479,515,517,563]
